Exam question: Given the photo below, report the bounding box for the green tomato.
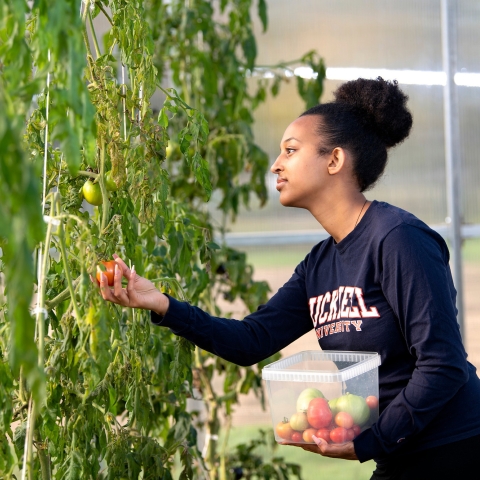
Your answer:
[335,393,370,426]
[296,388,325,412]
[82,180,103,206]
[328,398,339,416]
[289,412,310,431]
[105,171,118,192]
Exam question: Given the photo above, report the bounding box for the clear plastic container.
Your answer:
[262,351,381,444]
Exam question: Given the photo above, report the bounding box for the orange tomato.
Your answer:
[275,421,294,440]
[96,260,116,286]
[335,411,354,429]
[302,427,318,443]
[366,395,379,409]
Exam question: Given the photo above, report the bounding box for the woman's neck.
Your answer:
[310,194,370,243]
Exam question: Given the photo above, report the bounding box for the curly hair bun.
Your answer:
[334,77,413,148]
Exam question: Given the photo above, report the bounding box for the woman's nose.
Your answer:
[270,155,283,173]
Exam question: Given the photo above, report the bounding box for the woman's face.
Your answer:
[270,115,332,210]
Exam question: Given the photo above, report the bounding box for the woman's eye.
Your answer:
[286,148,295,154]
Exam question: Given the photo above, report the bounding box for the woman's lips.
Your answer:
[276,178,287,190]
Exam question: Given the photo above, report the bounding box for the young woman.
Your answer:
[98,77,480,479]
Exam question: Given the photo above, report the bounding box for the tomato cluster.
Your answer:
[82,171,119,207]
[274,389,379,445]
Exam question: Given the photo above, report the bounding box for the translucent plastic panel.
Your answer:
[254,0,442,71]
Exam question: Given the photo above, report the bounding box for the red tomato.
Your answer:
[291,432,303,442]
[307,397,332,429]
[302,428,317,443]
[352,425,362,438]
[366,395,379,409]
[315,428,331,443]
[96,260,116,286]
[346,428,355,441]
[330,427,350,444]
[275,421,294,440]
[335,411,354,429]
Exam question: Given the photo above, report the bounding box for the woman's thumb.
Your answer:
[312,435,326,447]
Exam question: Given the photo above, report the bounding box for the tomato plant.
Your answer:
[0,0,325,479]
[307,397,333,429]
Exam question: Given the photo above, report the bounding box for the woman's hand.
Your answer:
[97,254,169,315]
[282,436,358,461]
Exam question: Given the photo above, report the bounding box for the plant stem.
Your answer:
[195,348,219,475]
[98,2,113,25]
[77,170,99,179]
[219,415,232,480]
[35,430,51,480]
[38,195,57,367]
[87,10,102,59]
[98,138,110,235]
[22,398,37,480]
[44,276,81,310]
[58,222,82,321]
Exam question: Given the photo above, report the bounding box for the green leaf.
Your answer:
[242,30,257,71]
[258,0,268,32]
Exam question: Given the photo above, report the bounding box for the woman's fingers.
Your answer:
[113,264,124,297]
[113,254,132,279]
[126,265,137,298]
[281,437,357,460]
[98,272,118,303]
[281,441,322,454]
[311,435,329,453]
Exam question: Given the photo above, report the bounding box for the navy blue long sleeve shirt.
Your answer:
[151,201,480,463]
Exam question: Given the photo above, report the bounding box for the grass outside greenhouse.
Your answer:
[224,425,376,480]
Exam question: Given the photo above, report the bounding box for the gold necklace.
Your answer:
[355,199,368,228]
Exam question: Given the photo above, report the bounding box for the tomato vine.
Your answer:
[0,1,325,478]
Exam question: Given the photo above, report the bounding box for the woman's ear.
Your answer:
[327,147,347,175]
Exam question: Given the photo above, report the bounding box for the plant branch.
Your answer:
[45,276,81,310]
[98,138,110,235]
[58,222,82,321]
[35,430,51,480]
[87,10,102,59]
[97,2,113,25]
[77,170,99,179]
[219,415,232,480]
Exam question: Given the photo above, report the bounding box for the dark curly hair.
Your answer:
[301,77,413,191]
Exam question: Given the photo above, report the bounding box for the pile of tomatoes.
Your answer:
[275,389,379,444]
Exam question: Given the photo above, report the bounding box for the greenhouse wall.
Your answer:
[211,0,480,370]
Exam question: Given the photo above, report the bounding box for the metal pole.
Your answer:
[441,0,464,337]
